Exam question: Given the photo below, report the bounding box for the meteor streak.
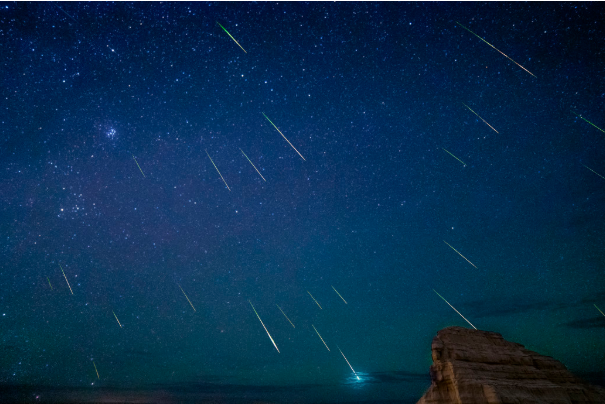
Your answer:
[307,291,322,309]
[312,325,330,351]
[47,276,53,290]
[433,289,477,330]
[205,150,231,191]
[113,310,122,328]
[240,148,266,181]
[332,286,347,304]
[262,113,306,161]
[462,103,499,134]
[177,284,196,312]
[456,21,536,78]
[595,304,605,317]
[276,305,295,328]
[572,111,605,134]
[216,21,247,54]
[583,165,605,181]
[249,300,280,353]
[133,155,146,178]
[93,361,100,379]
[442,148,467,167]
[443,240,477,269]
[337,346,359,380]
[59,264,73,295]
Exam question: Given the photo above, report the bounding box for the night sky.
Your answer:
[1,2,605,403]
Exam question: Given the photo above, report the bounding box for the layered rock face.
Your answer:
[417,326,605,404]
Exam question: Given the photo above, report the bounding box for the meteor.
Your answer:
[112,310,122,328]
[216,21,247,54]
[462,103,499,134]
[312,325,330,351]
[93,361,100,379]
[443,240,477,269]
[59,264,73,295]
[572,111,605,134]
[240,148,266,181]
[177,283,196,312]
[456,21,536,78]
[583,165,605,181]
[205,150,231,191]
[276,305,295,328]
[262,113,306,161]
[47,276,53,290]
[442,148,467,167]
[332,286,347,304]
[433,289,477,330]
[337,345,359,380]
[249,300,280,353]
[307,291,322,309]
[595,304,605,317]
[133,155,146,178]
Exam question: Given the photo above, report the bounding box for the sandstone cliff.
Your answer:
[417,326,605,404]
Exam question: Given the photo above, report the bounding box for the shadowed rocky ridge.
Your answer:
[417,326,605,404]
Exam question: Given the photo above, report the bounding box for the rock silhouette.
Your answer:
[417,326,605,404]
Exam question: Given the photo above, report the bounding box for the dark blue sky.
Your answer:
[1,2,604,403]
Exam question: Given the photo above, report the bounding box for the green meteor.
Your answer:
[332,286,348,304]
[583,165,605,180]
[249,300,280,353]
[47,276,53,290]
[433,289,477,330]
[240,148,266,182]
[462,102,499,133]
[443,240,477,268]
[572,111,605,134]
[205,150,231,191]
[262,113,306,161]
[442,148,467,167]
[276,305,295,328]
[177,283,196,312]
[216,21,247,54]
[59,264,73,295]
[595,304,605,317]
[311,324,330,351]
[133,155,146,178]
[455,21,536,78]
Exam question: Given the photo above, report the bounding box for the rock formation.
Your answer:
[417,326,605,404]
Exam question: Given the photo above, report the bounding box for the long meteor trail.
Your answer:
[332,286,348,304]
[433,289,477,330]
[240,148,266,181]
[443,240,477,269]
[442,148,467,167]
[262,113,306,161]
[337,346,360,380]
[456,21,536,78]
[312,325,330,351]
[276,305,295,328]
[249,300,280,353]
[59,264,73,295]
[462,103,499,134]
[307,291,322,309]
[93,361,100,379]
[216,21,247,54]
[178,284,196,312]
[572,111,605,134]
[47,276,53,290]
[205,150,231,191]
[133,155,146,178]
[595,304,605,317]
